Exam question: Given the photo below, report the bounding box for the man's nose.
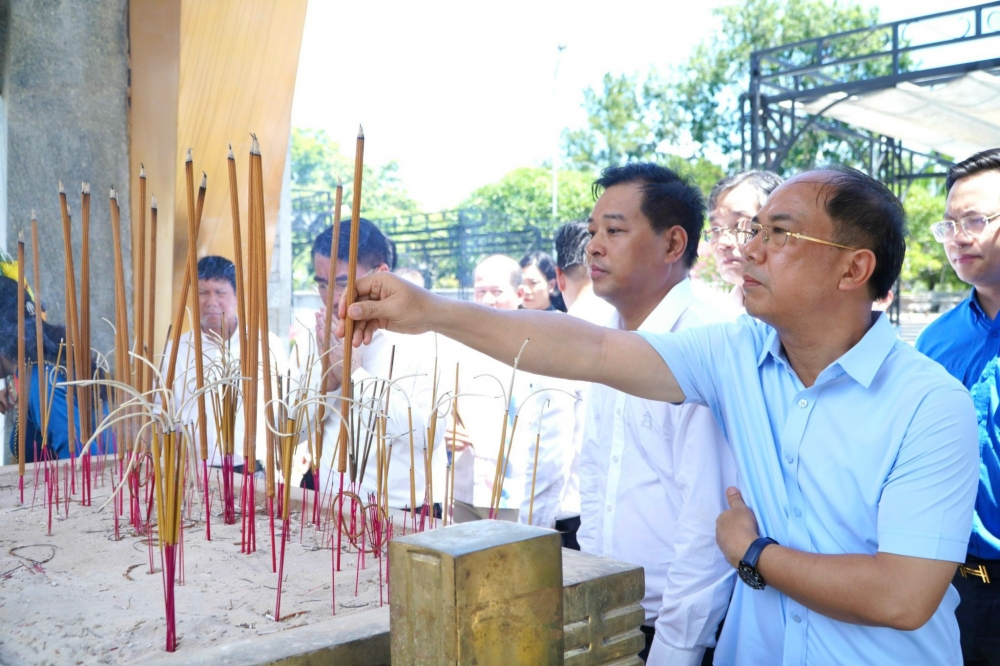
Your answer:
[586,236,602,256]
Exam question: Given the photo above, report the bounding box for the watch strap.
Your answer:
[742,536,777,568]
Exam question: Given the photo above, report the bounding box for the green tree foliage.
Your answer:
[562,71,677,170]
[676,0,888,167]
[562,0,899,175]
[290,128,420,289]
[461,167,596,227]
[900,182,963,291]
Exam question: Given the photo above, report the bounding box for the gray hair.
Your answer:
[708,170,784,212]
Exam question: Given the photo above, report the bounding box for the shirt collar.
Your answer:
[756,312,897,389]
[969,288,989,322]
[614,278,696,333]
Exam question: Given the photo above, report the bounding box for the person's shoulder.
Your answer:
[886,340,969,396]
[915,296,974,348]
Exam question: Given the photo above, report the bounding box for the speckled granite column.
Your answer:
[2,0,131,360]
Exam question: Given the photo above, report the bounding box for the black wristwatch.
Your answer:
[738,536,777,590]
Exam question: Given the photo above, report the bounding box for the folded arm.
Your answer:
[717,487,957,630]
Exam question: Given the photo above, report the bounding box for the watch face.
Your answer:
[738,561,766,590]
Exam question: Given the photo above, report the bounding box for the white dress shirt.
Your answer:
[557,288,615,521]
[446,342,536,510]
[307,328,448,509]
[577,279,737,666]
[161,328,288,468]
[518,370,578,528]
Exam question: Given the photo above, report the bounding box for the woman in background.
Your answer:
[520,251,566,312]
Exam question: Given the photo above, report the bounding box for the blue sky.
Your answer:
[291,0,980,211]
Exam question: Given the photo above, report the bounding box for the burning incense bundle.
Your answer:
[151,424,186,652]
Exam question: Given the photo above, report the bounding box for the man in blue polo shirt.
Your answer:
[338,165,978,666]
[917,147,1000,665]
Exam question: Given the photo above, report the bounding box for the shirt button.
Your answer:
[798,399,808,408]
[785,455,794,465]
[616,408,622,417]
[992,331,999,339]
[606,504,613,513]
[794,507,802,517]
[612,456,620,463]
[792,614,802,623]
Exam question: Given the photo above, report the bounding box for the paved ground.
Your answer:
[897,312,941,344]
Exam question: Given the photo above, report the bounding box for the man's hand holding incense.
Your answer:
[337,273,436,347]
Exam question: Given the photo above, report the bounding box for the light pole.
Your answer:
[552,44,566,222]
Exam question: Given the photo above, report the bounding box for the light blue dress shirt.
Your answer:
[639,312,978,666]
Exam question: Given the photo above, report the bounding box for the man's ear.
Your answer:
[555,267,567,293]
[838,249,877,295]
[663,226,689,266]
[375,263,391,274]
[516,285,527,301]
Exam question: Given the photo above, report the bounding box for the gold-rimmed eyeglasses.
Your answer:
[735,222,858,251]
[702,219,753,244]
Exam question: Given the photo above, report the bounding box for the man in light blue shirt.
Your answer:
[338,165,979,665]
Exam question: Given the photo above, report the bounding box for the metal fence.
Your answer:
[292,191,558,289]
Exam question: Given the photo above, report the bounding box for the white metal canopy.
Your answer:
[799,70,1000,160]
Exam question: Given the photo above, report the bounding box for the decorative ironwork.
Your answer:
[292,191,554,290]
[741,2,1000,187]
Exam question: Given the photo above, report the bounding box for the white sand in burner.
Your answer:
[0,465,386,665]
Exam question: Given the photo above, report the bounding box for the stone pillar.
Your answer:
[1,0,131,358]
[390,520,564,665]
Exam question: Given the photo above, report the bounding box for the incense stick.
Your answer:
[58,183,82,501]
[134,167,147,394]
[30,215,48,464]
[339,126,366,475]
[145,197,158,393]
[16,233,27,503]
[182,153,211,540]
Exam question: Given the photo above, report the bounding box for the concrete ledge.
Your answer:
[143,606,390,666]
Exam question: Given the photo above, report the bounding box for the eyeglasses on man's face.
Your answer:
[930,212,1000,243]
[735,222,858,251]
[702,219,753,244]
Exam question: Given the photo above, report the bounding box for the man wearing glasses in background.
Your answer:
[337,164,978,665]
[917,148,1000,665]
[702,171,783,315]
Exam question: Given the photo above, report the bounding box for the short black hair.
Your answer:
[197,255,236,291]
[708,170,784,212]
[311,218,394,270]
[593,163,705,268]
[946,148,1000,192]
[821,166,906,301]
[554,221,590,272]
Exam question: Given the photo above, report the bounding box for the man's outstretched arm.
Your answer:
[337,272,685,403]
